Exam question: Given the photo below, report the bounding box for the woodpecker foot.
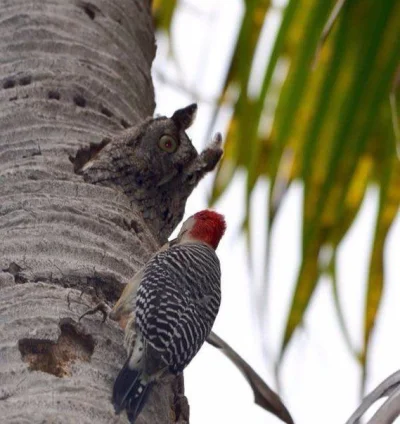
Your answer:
[79,301,112,323]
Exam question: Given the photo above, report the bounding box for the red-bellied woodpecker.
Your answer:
[110,210,226,423]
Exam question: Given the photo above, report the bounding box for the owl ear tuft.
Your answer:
[171,104,197,130]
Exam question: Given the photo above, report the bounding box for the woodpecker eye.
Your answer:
[158,135,178,153]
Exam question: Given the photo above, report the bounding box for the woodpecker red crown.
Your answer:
[190,210,226,249]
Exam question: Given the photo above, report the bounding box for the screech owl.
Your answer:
[71,104,223,242]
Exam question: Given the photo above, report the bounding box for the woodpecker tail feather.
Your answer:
[112,361,153,423]
[126,382,153,423]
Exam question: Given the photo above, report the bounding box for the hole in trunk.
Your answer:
[18,318,95,378]
[73,94,86,107]
[120,119,130,128]
[19,76,32,86]
[48,90,60,100]
[3,79,15,89]
[100,106,113,117]
[69,137,111,173]
[83,4,96,20]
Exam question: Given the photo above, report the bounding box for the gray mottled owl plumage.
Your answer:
[70,104,223,242]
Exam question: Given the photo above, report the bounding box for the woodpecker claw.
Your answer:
[79,301,111,323]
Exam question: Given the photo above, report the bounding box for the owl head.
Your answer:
[73,104,223,242]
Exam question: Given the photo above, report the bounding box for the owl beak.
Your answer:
[171,104,198,130]
[156,169,178,187]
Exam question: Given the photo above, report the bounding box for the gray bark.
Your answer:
[0,1,187,422]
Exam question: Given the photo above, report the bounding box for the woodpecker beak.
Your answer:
[170,228,190,246]
[168,237,179,247]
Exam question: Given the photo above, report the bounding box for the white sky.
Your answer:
[152,1,400,423]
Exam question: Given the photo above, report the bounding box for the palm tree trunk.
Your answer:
[0,1,187,422]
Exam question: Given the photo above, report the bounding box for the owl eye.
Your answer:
[158,135,178,153]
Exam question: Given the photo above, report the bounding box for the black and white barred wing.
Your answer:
[135,243,221,374]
